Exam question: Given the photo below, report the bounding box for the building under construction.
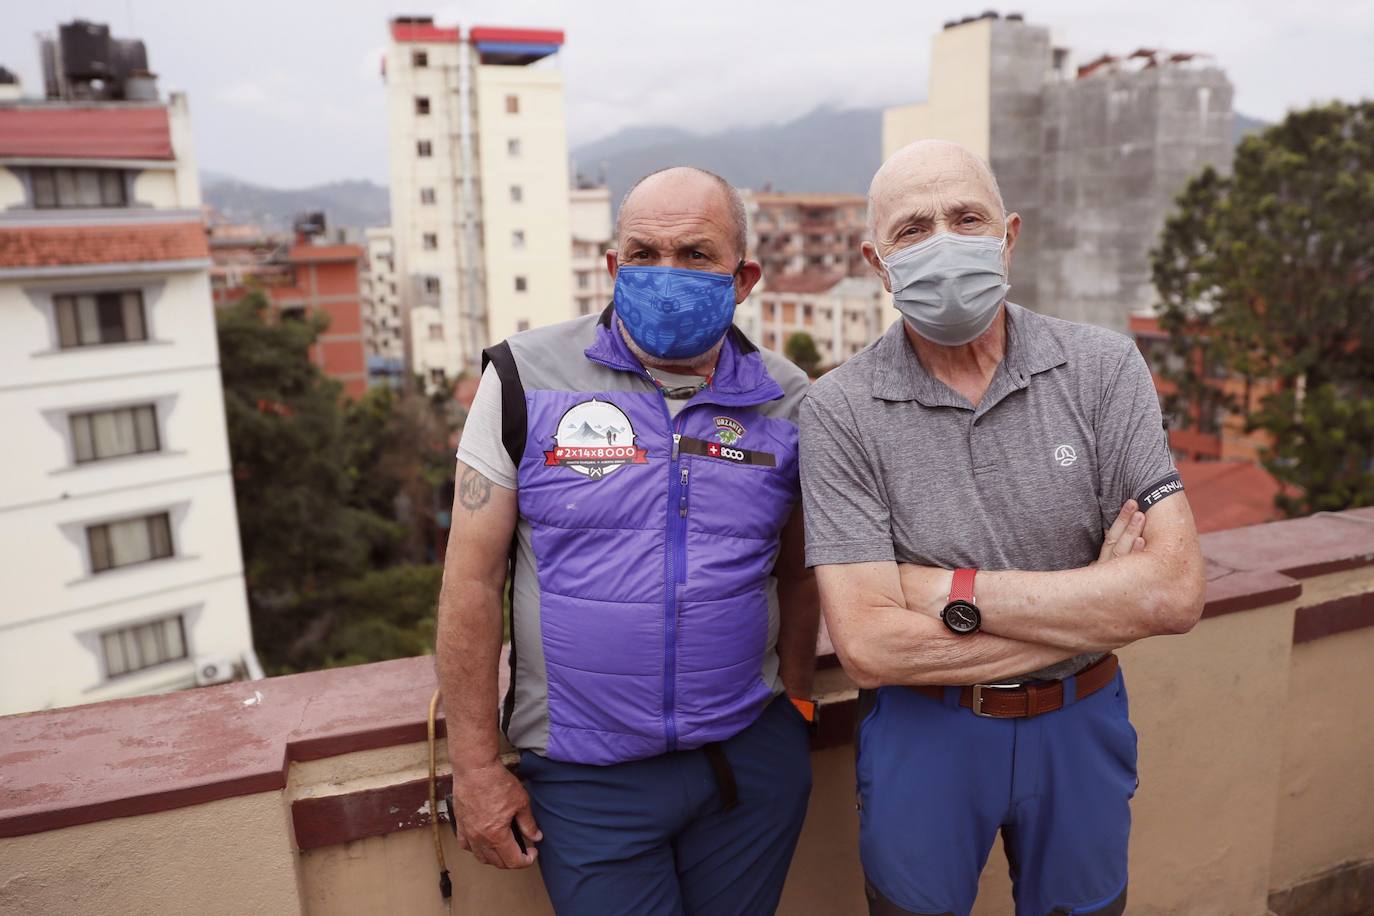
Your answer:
[885,12,1234,331]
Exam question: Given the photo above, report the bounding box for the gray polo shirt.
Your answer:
[799,302,1176,681]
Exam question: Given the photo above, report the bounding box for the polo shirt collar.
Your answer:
[871,302,1067,407]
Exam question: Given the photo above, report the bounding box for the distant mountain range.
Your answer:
[571,105,886,203]
[201,174,389,233]
[201,107,1270,232]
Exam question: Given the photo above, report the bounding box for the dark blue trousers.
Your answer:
[859,671,1137,916]
[519,694,812,915]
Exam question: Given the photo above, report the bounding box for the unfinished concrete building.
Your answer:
[884,13,1233,331]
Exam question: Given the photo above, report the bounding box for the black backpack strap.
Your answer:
[480,341,525,735]
[481,341,527,472]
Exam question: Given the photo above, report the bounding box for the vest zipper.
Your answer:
[657,392,686,753]
[677,466,690,584]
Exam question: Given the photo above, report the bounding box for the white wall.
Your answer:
[476,64,573,343]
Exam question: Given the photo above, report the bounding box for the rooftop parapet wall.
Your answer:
[3,508,1374,914]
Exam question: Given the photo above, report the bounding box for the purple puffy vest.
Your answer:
[485,309,806,766]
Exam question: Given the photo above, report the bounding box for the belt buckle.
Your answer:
[972,682,1022,718]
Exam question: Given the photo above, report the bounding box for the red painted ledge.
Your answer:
[4,509,1373,841]
[1294,591,1374,644]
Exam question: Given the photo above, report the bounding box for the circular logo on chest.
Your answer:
[543,399,649,479]
[1054,444,1078,467]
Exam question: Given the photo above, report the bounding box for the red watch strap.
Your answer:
[950,568,978,604]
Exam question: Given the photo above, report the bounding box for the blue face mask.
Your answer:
[613,264,740,360]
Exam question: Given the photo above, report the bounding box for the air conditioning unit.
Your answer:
[194,655,240,687]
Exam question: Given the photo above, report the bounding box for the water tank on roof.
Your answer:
[124,69,159,101]
[294,212,327,238]
[59,20,114,80]
[112,38,148,79]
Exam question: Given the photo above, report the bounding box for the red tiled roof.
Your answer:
[468,26,565,45]
[762,272,846,294]
[0,107,173,160]
[0,222,209,269]
[287,244,364,263]
[390,20,460,42]
[1177,460,1286,533]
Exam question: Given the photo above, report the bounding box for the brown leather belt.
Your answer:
[914,653,1119,718]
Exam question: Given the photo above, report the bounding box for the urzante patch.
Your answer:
[713,416,746,445]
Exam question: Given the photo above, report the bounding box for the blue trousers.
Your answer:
[858,671,1137,916]
[519,694,812,915]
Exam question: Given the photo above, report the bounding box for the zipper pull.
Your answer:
[672,432,681,460]
[679,467,690,517]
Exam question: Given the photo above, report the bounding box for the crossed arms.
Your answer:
[817,495,1206,690]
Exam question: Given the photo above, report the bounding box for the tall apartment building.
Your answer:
[383,18,573,386]
[570,184,613,317]
[747,193,870,281]
[361,227,405,387]
[884,12,1233,330]
[0,22,255,714]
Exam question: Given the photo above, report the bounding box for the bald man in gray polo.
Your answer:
[801,140,1206,916]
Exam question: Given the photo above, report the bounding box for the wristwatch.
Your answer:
[941,568,982,635]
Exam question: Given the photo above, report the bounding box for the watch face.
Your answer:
[943,601,980,634]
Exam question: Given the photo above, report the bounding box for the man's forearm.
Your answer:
[900,552,1204,654]
[776,571,820,698]
[837,603,1077,688]
[435,575,506,770]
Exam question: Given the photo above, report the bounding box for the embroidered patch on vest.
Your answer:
[713,416,746,445]
[543,399,649,479]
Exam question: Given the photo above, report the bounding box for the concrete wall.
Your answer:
[1271,568,1374,893]
[1037,65,1233,330]
[6,528,1374,914]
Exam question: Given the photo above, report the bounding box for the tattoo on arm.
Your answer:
[458,467,493,511]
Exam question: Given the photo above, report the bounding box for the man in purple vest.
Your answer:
[435,166,819,915]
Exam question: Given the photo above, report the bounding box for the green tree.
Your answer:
[784,331,822,377]
[1152,101,1374,515]
[217,293,455,672]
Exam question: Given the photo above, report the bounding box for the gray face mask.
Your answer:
[878,230,1010,346]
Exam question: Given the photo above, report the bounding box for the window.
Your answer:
[512,229,525,249]
[507,138,521,158]
[510,184,523,203]
[420,187,436,205]
[417,140,433,158]
[87,513,173,573]
[514,276,528,292]
[71,405,159,464]
[412,50,428,67]
[424,276,440,294]
[802,304,813,320]
[428,323,444,341]
[422,232,438,250]
[577,273,590,290]
[577,297,593,315]
[516,320,530,332]
[280,306,307,322]
[31,167,127,208]
[506,94,520,114]
[101,614,187,679]
[55,290,147,348]
[415,96,431,115]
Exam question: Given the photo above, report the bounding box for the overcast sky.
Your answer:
[4,0,1371,188]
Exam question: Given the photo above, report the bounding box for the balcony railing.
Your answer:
[3,508,1374,915]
